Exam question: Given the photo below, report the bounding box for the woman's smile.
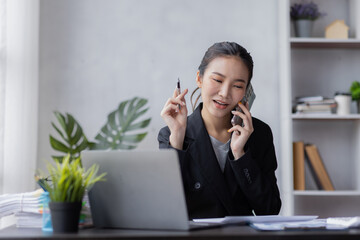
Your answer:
[213,99,230,109]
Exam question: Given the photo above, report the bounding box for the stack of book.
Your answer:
[293,141,335,191]
[293,96,337,114]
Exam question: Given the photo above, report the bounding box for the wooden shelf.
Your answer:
[290,38,360,48]
[292,113,360,120]
[294,190,360,196]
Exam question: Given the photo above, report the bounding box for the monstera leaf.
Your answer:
[90,97,151,150]
[50,111,90,162]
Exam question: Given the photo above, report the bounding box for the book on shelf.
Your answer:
[296,104,334,113]
[293,96,337,114]
[304,144,335,191]
[295,95,325,102]
[293,141,305,190]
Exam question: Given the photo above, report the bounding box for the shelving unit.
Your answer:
[291,38,360,48]
[294,190,360,196]
[292,114,360,120]
[279,0,360,217]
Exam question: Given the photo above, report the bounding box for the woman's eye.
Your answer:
[234,85,244,89]
[212,78,222,83]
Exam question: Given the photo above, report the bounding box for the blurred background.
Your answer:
[0,0,281,197]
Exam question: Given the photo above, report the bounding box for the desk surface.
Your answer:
[2,225,360,240]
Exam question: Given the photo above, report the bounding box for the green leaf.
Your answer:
[92,97,151,150]
[108,111,117,131]
[126,118,151,131]
[121,133,147,143]
[66,113,76,138]
[50,135,70,153]
[74,137,90,153]
[54,112,67,135]
[51,122,67,142]
[50,112,90,161]
[70,125,83,146]
[52,155,66,163]
[44,156,106,202]
[350,81,360,100]
[113,143,136,150]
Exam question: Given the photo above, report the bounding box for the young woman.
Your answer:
[158,42,281,219]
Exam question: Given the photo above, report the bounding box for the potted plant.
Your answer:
[350,81,360,113]
[43,155,106,233]
[290,1,325,37]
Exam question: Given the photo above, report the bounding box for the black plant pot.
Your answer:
[49,201,82,233]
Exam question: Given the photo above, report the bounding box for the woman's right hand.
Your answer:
[160,87,188,150]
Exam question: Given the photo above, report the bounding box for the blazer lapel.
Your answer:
[187,104,236,215]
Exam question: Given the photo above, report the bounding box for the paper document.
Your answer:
[250,219,331,231]
[193,215,318,225]
[327,217,360,228]
[251,218,356,231]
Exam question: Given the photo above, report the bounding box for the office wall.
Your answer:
[38,0,281,179]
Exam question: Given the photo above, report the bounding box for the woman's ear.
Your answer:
[196,71,202,88]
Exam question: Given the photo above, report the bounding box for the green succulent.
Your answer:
[350,81,360,101]
[43,155,106,202]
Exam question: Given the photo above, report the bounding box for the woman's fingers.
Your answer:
[232,102,253,129]
[166,96,186,108]
[161,102,178,116]
[173,86,188,98]
[171,88,188,104]
[177,88,188,103]
[172,87,179,98]
[161,89,189,118]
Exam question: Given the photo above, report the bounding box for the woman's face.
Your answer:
[197,56,249,120]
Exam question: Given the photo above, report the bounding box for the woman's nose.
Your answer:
[218,84,231,98]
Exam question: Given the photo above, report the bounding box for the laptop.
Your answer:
[81,149,221,231]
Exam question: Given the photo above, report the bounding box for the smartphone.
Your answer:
[231,83,256,127]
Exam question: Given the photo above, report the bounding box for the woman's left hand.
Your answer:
[228,102,254,159]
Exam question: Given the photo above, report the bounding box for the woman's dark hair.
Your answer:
[191,41,254,111]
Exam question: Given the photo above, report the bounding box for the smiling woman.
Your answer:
[158,42,281,219]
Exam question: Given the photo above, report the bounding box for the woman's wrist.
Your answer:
[169,132,185,150]
[232,149,245,160]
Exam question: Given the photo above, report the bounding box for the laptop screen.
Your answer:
[81,149,190,230]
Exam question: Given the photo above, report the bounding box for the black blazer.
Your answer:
[158,103,281,219]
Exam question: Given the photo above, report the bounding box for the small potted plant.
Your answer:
[290,1,325,37]
[43,155,106,233]
[350,81,360,113]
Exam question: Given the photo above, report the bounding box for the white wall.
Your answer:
[38,0,281,185]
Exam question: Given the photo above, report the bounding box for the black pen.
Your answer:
[177,78,181,110]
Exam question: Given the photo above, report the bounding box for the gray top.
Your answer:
[209,136,230,172]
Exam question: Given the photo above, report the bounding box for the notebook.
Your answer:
[81,149,221,231]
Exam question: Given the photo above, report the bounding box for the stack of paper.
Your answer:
[327,217,360,228]
[0,189,43,228]
[194,215,360,231]
[14,212,43,228]
[193,215,318,225]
